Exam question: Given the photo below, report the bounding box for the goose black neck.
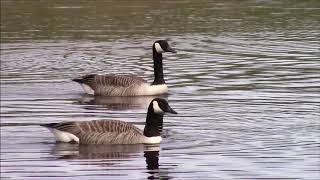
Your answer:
[152,48,165,85]
[144,107,164,137]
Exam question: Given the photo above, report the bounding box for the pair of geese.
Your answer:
[42,40,178,145]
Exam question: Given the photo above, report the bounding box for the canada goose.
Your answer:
[41,98,177,144]
[72,40,176,96]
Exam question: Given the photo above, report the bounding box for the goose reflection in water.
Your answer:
[77,95,168,111]
[51,143,144,161]
[51,143,167,179]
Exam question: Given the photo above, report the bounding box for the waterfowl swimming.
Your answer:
[72,40,176,96]
[41,98,177,144]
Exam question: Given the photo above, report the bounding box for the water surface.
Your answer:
[1,0,320,179]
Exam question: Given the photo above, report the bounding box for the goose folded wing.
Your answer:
[52,120,142,135]
[76,131,143,144]
[79,74,146,88]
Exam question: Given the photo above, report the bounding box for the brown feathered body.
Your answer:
[72,74,168,96]
[42,120,159,145]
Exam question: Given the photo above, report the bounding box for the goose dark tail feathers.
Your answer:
[72,74,95,84]
[40,123,59,128]
[72,78,83,83]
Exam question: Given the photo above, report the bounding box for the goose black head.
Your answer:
[153,40,177,54]
[150,98,177,115]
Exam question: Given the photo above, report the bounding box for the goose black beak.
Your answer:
[167,106,178,114]
[167,47,177,53]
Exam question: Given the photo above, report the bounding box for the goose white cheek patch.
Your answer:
[154,43,164,53]
[153,101,164,114]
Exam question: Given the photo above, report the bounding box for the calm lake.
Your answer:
[1,0,320,179]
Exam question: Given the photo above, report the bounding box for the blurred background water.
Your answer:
[1,0,320,179]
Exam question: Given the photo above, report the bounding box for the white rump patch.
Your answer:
[138,84,168,95]
[144,136,162,144]
[81,84,95,95]
[48,128,79,143]
[154,43,164,53]
[153,101,164,114]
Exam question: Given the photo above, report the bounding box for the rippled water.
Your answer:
[1,0,320,179]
